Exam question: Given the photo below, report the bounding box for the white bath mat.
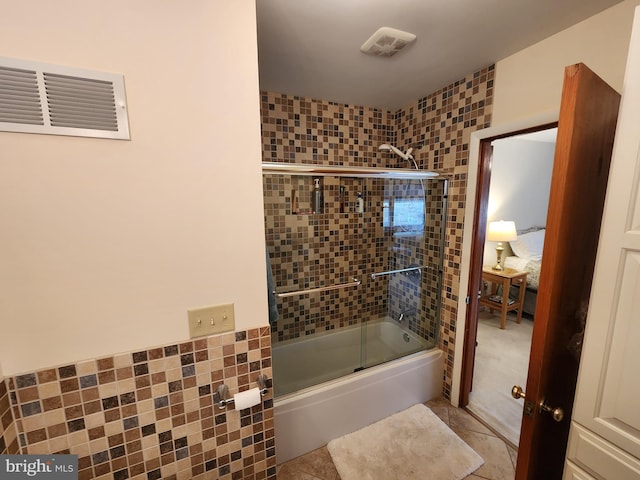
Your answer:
[327,403,484,480]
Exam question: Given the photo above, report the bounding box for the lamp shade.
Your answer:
[487,220,517,242]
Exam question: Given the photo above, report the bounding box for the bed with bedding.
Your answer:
[503,228,545,317]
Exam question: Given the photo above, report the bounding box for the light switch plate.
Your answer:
[188,303,235,338]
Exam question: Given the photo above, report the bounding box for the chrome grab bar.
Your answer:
[274,277,361,298]
[370,265,429,280]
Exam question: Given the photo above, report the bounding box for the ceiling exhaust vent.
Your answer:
[0,57,130,140]
[360,27,416,58]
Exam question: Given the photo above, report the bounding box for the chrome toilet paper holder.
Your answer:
[214,373,270,410]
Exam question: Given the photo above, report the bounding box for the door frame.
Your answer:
[450,111,559,407]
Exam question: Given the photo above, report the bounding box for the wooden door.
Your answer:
[566,7,640,478]
[515,64,620,479]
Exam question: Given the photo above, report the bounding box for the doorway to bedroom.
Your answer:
[467,127,557,447]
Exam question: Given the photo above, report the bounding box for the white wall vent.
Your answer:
[0,57,130,140]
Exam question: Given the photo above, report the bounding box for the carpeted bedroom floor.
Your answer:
[467,310,533,446]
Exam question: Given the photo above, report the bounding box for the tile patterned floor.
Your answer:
[276,398,517,480]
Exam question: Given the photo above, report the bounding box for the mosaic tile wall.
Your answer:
[3,328,275,480]
[1,377,19,454]
[263,173,445,346]
[261,64,494,399]
[260,94,392,167]
[395,65,495,398]
[385,179,447,344]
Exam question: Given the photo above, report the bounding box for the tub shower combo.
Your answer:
[262,153,448,462]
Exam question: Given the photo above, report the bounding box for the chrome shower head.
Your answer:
[379,143,414,161]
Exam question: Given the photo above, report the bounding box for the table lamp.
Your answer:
[487,220,517,271]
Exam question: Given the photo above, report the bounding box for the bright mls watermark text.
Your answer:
[0,455,77,479]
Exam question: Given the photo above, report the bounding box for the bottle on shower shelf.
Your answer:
[311,178,323,214]
[356,192,364,213]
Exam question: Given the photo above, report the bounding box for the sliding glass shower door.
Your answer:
[263,164,447,397]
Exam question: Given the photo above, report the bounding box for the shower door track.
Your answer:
[262,162,444,179]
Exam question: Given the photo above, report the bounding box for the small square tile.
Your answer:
[79,375,98,389]
[116,367,133,381]
[47,423,68,439]
[37,370,58,385]
[17,386,39,403]
[88,426,106,440]
[58,365,77,379]
[98,371,116,385]
[21,401,42,417]
[104,409,121,423]
[97,358,115,371]
[67,418,85,433]
[16,374,37,389]
[164,345,179,357]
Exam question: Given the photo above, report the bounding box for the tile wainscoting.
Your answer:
[0,377,19,454]
[1,327,275,480]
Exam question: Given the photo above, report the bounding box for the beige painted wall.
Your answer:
[0,0,267,375]
[493,0,640,125]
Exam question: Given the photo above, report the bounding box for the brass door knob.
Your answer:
[539,399,564,422]
[511,385,526,400]
[512,387,564,421]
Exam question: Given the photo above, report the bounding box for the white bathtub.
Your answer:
[273,319,444,463]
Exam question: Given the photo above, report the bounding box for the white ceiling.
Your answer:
[256,0,624,111]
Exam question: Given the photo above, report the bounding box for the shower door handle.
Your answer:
[370,265,429,280]
[274,277,361,298]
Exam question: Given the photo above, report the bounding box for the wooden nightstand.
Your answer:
[479,266,528,329]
